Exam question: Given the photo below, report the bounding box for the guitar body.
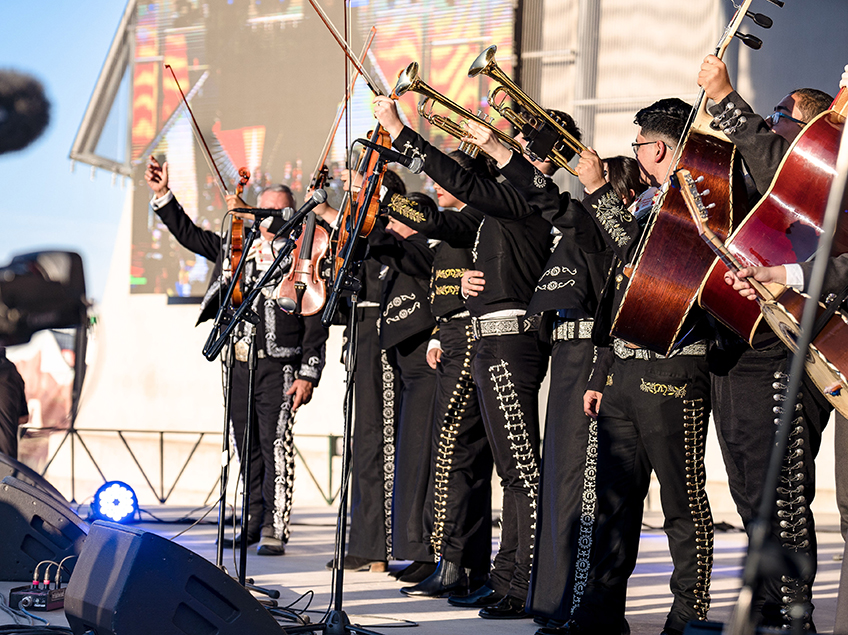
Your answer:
[611,131,748,354]
[698,110,845,344]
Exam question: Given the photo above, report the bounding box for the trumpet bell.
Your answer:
[394,61,419,97]
[468,44,497,78]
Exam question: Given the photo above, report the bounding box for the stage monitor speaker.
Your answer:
[0,451,68,505]
[64,521,283,635]
[0,475,88,581]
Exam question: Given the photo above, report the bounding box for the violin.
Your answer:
[333,126,392,276]
[229,167,251,306]
[165,63,251,308]
[274,166,331,315]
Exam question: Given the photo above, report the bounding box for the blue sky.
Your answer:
[0,1,129,302]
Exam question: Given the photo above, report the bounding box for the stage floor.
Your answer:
[2,506,844,634]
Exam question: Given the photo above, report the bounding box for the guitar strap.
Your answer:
[811,275,848,340]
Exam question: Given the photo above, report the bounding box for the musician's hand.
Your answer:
[373,96,403,138]
[306,187,339,224]
[145,156,170,198]
[723,265,786,300]
[340,169,364,193]
[226,194,253,219]
[841,64,848,90]
[576,148,606,194]
[464,120,511,166]
[698,55,734,103]
[584,390,603,419]
[461,270,486,298]
[288,379,314,412]
[426,344,442,369]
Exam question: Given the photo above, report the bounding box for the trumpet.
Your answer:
[393,61,524,159]
[468,45,587,176]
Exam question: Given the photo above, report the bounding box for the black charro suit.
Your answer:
[390,126,550,603]
[152,192,328,542]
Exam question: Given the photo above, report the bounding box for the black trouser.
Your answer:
[230,357,297,542]
[348,307,396,561]
[572,353,713,635]
[710,343,830,629]
[427,317,492,571]
[389,329,437,561]
[473,331,548,600]
[528,337,598,621]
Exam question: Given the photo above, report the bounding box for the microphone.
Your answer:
[233,188,328,218]
[355,138,424,174]
[0,70,50,155]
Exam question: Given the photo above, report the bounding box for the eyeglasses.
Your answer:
[631,141,654,155]
[767,111,805,127]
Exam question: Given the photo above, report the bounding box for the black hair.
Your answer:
[634,98,691,146]
[447,150,498,180]
[406,191,438,215]
[381,169,407,198]
[790,88,834,122]
[604,156,647,206]
[546,108,582,162]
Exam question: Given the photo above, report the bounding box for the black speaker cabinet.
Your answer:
[0,475,88,581]
[0,452,68,505]
[64,521,283,635]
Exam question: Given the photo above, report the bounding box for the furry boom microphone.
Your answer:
[0,69,50,155]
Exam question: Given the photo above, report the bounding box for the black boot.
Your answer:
[400,558,468,597]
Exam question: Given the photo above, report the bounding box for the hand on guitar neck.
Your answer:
[723,265,787,300]
[697,55,735,104]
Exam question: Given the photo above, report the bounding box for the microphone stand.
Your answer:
[203,201,315,597]
[288,158,389,635]
[727,117,848,635]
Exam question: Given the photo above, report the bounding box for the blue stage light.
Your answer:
[91,481,138,523]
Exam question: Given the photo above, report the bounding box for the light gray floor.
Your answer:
[1,507,844,634]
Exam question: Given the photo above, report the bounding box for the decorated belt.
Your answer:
[471,313,541,340]
[612,338,707,361]
[551,318,594,342]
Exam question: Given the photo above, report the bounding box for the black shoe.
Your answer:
[478,595,530,619]
[536,626,570,635]
[325,555,388,572]
[447,581,504,608]
[659,629,683,635]
[400,559,468,597]
[398,560,437,583]
[219,530,261,548]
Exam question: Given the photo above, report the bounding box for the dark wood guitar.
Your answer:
[678,167,848,418]
[697,89,847,344]
[610,0,765,354]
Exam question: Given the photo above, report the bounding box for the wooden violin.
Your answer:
[229,167,251,306]
[274,166,331,315]
[165,63,251,308]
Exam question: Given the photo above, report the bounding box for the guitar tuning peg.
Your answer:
[735,32,763,50]
[746,11,773,28]
[701,189,711,197]
[695,176,705,184]
[706,203,716,210]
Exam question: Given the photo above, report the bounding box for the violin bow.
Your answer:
[306,0,387,97]
[164,63,232,197]
[308,27,377,186]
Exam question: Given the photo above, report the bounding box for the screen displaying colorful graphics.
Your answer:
[130,0,514,296]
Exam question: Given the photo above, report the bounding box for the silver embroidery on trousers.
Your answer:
[570,417,598,614]
[272,364,296,542]
[380,350,396,557]
[431,325,476,558]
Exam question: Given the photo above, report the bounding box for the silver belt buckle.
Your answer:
[234,339,249,362]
